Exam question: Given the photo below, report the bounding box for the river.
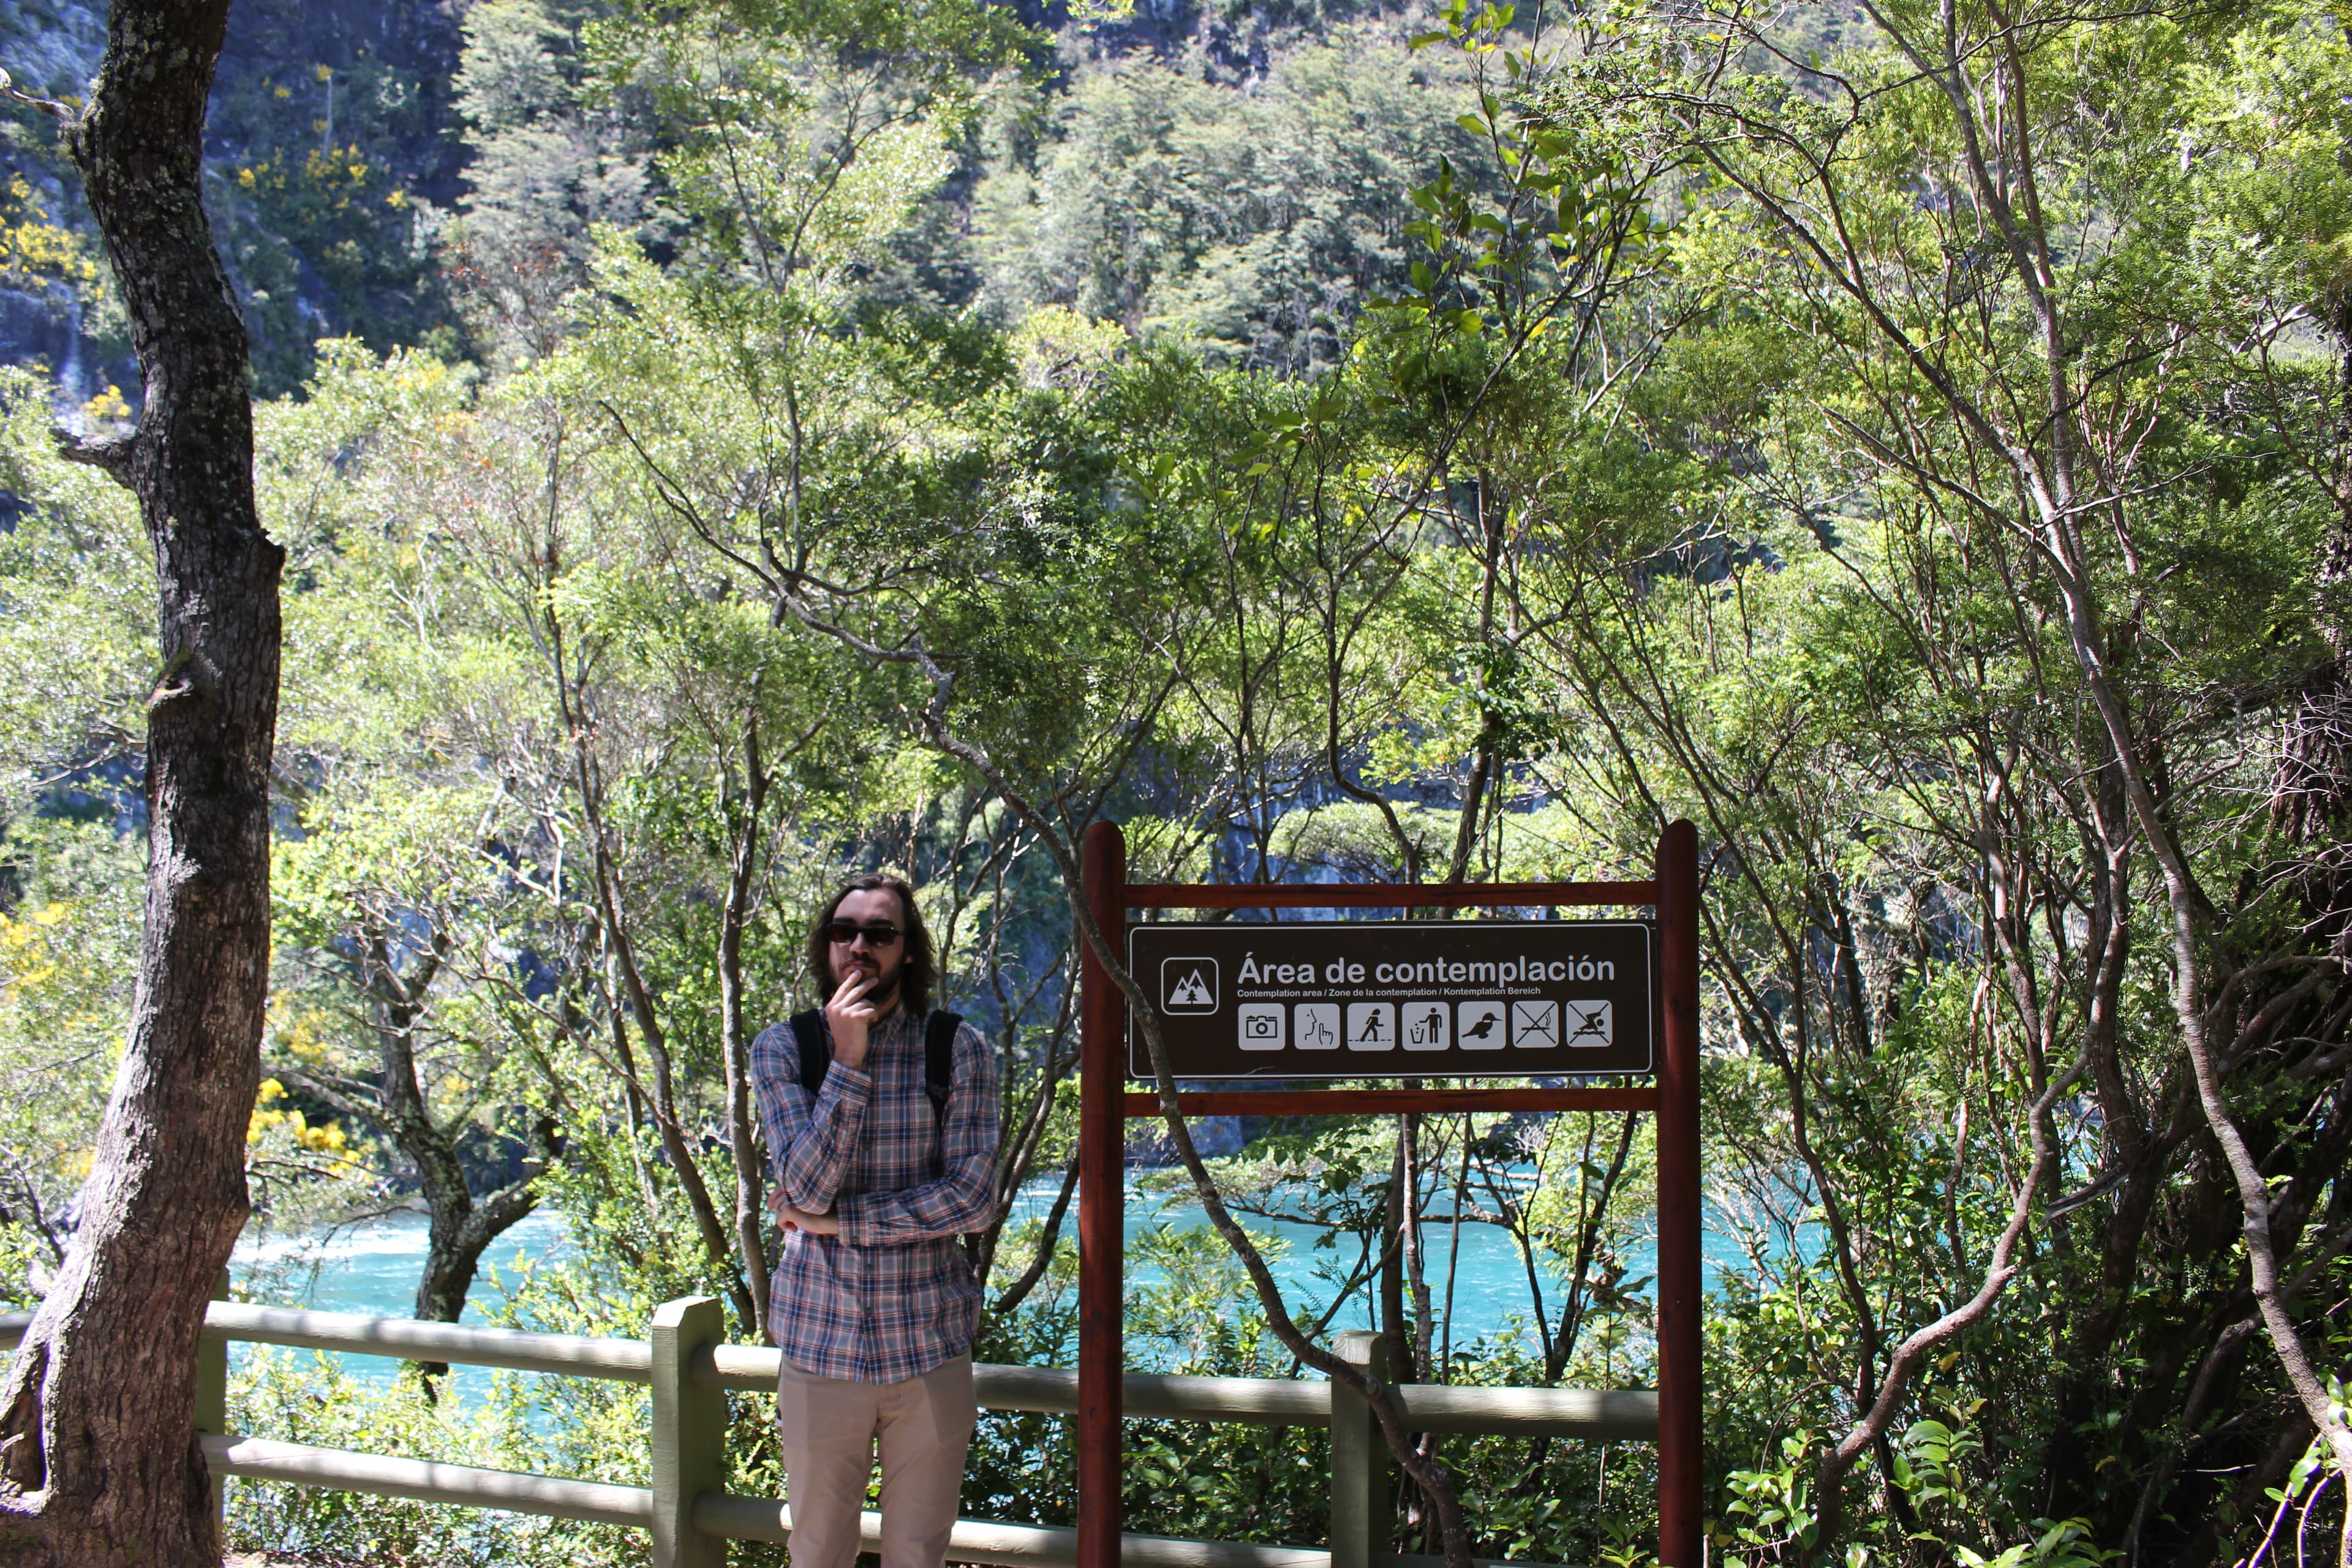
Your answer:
[225,1183,1699,1396]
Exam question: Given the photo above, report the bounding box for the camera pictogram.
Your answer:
[1237,1003,1285,1050]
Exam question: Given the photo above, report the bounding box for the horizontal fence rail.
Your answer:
[203,1434,1550,1568]
[207,1302,657,1381]
[0,1308,1657,1438]
[1,1302,1654,1568]
[204,1433,655,1529]
[1123,881,1657,909]
[1121,1088,1662,1118]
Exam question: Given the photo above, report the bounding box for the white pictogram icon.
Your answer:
[1510,1000,1559,1049]
[1346,1002,1395,1051]
[1564,1000,1613,1047]
[1237,1003,1285,1050]
[1162,957,1218,1013]
[1457,1001,1505,1050]
[1404,1002,1450,1051]
[1294,1003,1341,1050]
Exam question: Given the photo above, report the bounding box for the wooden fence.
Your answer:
[0,1298,1656,1568]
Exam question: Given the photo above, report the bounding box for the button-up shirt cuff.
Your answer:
[821,1060,875,1099]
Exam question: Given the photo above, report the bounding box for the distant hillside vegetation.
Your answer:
[0,0,1475,396]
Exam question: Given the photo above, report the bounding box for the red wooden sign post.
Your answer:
[1075,818,1705,1568]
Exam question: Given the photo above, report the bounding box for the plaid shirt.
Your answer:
[751,1005,1000,1384]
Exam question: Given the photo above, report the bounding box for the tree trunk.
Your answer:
[0,0,280,1557]
[1381,1136,1411,1385]
[284,927,549,1362]
[2274,295,2352,852]
[413,1176,540,1379]
[717,706,774,1342]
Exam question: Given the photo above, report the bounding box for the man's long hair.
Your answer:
[806,873,937,1017]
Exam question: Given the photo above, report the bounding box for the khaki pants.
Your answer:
[776,1354,977,1568]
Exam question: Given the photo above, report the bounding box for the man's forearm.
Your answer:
[776,1065,872,1209]
[835,1159,993,1245]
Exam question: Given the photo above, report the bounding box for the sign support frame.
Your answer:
[1076,818,1703,1568]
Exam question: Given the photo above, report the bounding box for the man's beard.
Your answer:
[839,965,900,1009]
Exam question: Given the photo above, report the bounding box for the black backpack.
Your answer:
[788,1008,961,1150]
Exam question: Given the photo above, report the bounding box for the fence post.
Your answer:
[650,1295,728,1568]
[1077,819,1127,1568]
[1330,1329,1392,1568]
[1655,820,1704,1568]
[195,1269,228,1545]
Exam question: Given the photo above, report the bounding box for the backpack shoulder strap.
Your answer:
[790,1009,829,1099]
[923,1010,960,1128]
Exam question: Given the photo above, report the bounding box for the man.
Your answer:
[751,873,1000,1568]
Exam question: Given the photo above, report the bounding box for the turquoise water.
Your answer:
[229,1210,580,1403]
[222,1159,1797,1400]
[225,1185,1636,1389]
[233,1208,577,1329]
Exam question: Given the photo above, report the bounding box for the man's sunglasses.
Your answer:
[824,921,903,949]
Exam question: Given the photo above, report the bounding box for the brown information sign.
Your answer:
[1126,921,1654,1080]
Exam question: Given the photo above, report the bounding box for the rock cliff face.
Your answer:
[202,0,466,393]
[0,0,111,401]
[0,0,464,399]
[0,282,92,398]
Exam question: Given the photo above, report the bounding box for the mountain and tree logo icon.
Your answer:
[1161,958,1218,1012]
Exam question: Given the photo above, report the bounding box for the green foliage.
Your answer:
[445,0,654,366]
[9,0,2352,1562]
[0,816,136,1289]
[974,26,1487,368]
[0,368,149,785]
[225,1345,649,1567]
